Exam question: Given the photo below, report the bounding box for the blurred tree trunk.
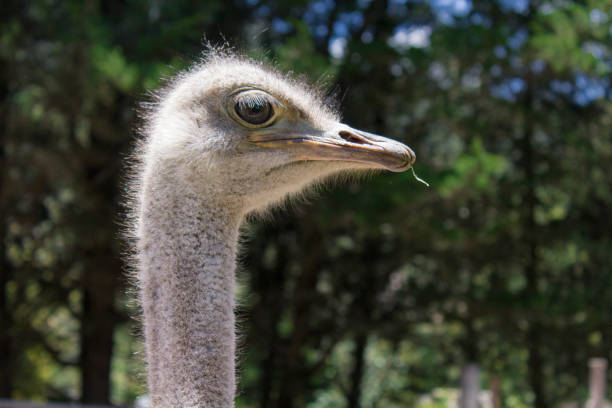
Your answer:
[259,297,282,408]
[258,226,290,408]
[527,326,546,408]
[517,4,548,406]
[346,332,367,408]
[276,221,323,408]
[521,78,547,408]
[0,211,14,399]
[0,47,14,398]
[75,105,126,403]
[260,262,288,408]
[80,252,120,404]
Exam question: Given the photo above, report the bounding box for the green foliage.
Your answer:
[531,0,612,74]
[275,21,338,80]
[439,138,509,196]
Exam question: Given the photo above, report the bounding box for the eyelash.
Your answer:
[236,94,269,109]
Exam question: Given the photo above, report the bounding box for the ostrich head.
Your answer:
[144,53,415,214]
[133,51,418,407]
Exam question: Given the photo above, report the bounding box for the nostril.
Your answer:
[339,131,370,145]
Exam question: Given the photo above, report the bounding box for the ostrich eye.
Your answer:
[230,90,279,127]
[235,98,272,124]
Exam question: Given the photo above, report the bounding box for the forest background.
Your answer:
[1,0,611,407]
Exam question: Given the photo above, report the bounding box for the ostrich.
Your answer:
[127,50,416,407]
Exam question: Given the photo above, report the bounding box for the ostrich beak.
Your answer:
[248,124,415,172]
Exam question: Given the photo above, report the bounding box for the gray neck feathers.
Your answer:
[137,168,241,407]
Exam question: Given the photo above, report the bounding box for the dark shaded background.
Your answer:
[1,0,611,407]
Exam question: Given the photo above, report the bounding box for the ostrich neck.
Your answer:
[138,171,242,408]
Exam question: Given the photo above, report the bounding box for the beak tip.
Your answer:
[393,147,416,172]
